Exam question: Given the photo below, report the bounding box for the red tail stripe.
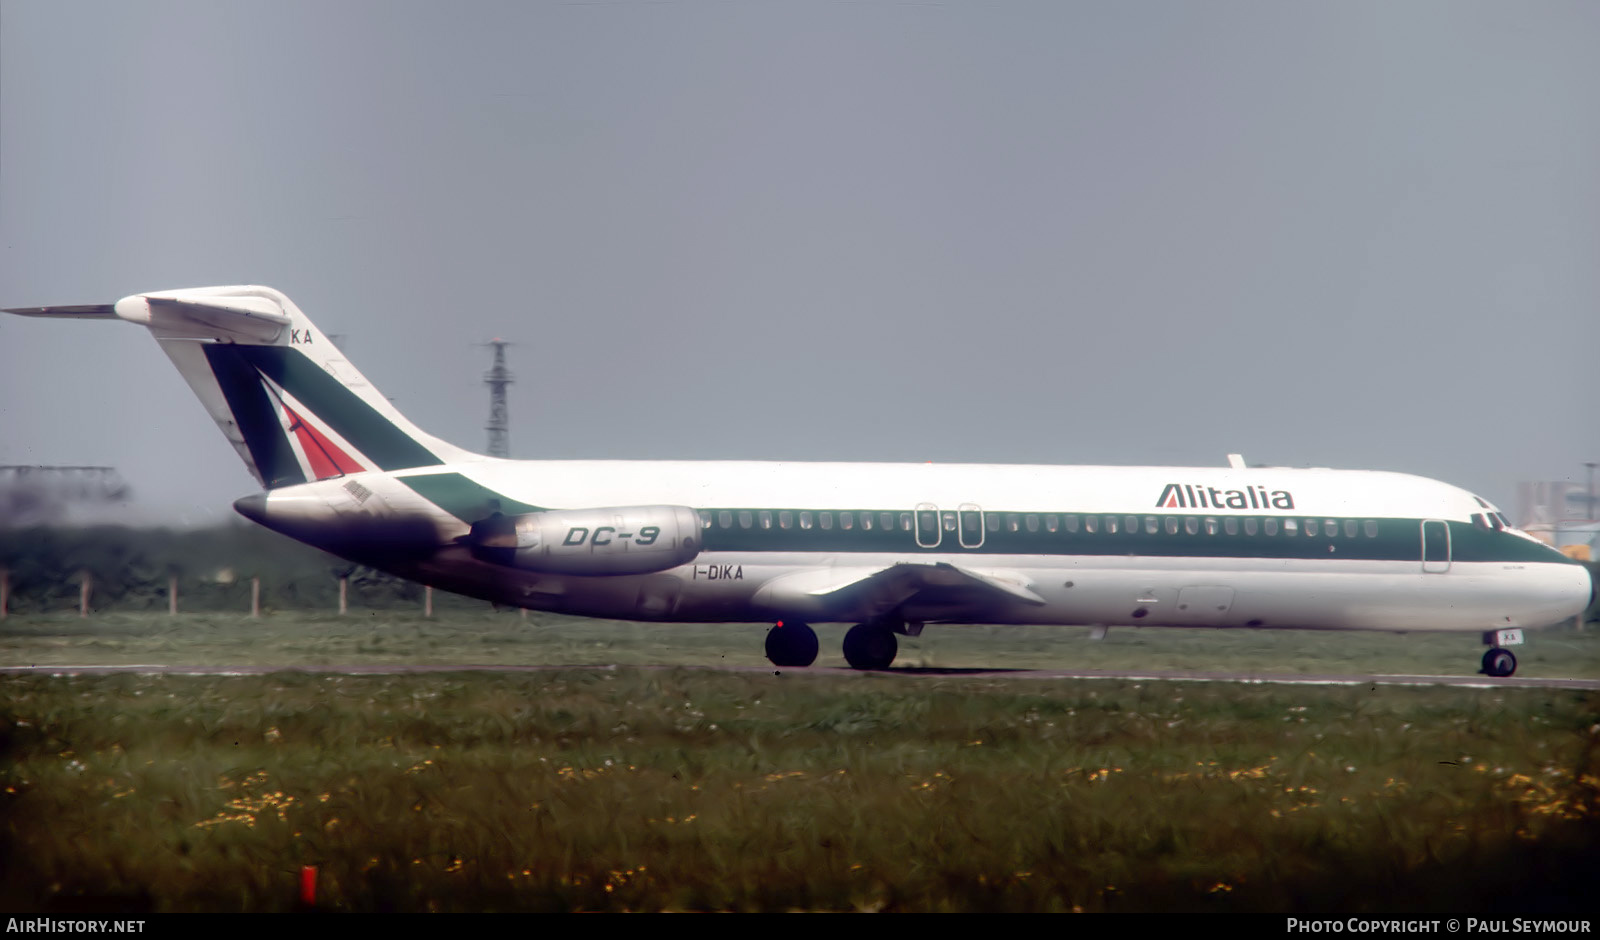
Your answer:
[284,404,365,479]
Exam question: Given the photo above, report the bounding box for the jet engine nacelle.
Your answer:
[468,505,701,576]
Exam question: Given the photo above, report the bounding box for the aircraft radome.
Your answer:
[7,286,1592,676]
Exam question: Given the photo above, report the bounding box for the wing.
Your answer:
[752,561,1046,624]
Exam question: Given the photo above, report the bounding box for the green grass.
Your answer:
[3,613,1598,911]
[4,610,1599,677]
[2,669,1597,912]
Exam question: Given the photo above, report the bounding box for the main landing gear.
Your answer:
[765,620,819,668]
[762,620,906,670]
[842,622,898,671]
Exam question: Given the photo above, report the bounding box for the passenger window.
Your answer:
[1104,516,1119,534]
[699,510,713,529]
[1364,520,1378,538]
[1344,520,1357,538]
[1145,516,1158,534]
[942,511,957,532]
[1224,517,1238,535]
[1184,517,1200,535]
[1165,517,1179,535]
[1026,514,1040,532]
[1045,515,1059,533]
[800,512,814,530]
[718,510,733,528]
[987,514,1001,532]
[1084,515,1098,534]
[780,511,793,529]
[1007,513,1020,532]
[1325,519,1338,537]
[1244,518,1258,536]
[883,512,898,531]
[1283,518,1298,535]
[1064,515,1080,533]
[1264,518,1279,535]
[1303,519,1317,536]
[900,512,913,532]
[738,511,753,529]
[759,510,773,529]
[860,512,873,531]
[1204,517,1219,535]
[820,512,833,530]
[840,512,853,530]
[1124,515,1138,534]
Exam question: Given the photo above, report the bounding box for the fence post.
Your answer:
[80,570,92,618]
[169,575,179,616]
[0,567,8,619]
[251,577,261,618]
[339,576,348,615]
[424,585,433,618]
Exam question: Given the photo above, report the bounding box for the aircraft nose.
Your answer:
[234,493,268,524]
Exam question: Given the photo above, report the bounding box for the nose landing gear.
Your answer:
[1481,647,1517,678]
[1479,628,1524,678]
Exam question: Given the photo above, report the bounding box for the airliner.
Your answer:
[7,286,1591,676]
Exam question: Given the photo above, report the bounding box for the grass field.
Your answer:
[4,609,1600,677]
[2,613,1598,912]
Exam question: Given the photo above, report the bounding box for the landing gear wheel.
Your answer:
[765,621,818,668]
[1481,647,1517,678]
[843,623,898,670]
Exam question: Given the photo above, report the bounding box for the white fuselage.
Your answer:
[241,458,1593,634]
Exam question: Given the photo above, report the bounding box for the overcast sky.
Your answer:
[2,0,1597,526]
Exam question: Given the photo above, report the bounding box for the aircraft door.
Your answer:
[1421,520,1451,574]
[958,503,985,549]
[915,503,941,548]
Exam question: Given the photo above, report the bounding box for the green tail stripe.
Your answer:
[239,346,444,472]
[203,344,308,489]
[401,473,542,521]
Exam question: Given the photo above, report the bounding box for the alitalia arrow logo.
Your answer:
[1157,483,1294,510]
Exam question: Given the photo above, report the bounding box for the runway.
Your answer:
[4,662,1598,690]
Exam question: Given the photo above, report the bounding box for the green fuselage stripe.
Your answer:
[691,510,1572,565]
[401,473,542,521]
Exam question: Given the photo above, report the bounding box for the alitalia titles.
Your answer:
[1158,483,1295,511]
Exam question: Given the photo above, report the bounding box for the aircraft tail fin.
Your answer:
[7,286,477,489]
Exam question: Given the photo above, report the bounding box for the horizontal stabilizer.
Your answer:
[5,284,474,491]
[3,304,117,319]
[121,291,293,342]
